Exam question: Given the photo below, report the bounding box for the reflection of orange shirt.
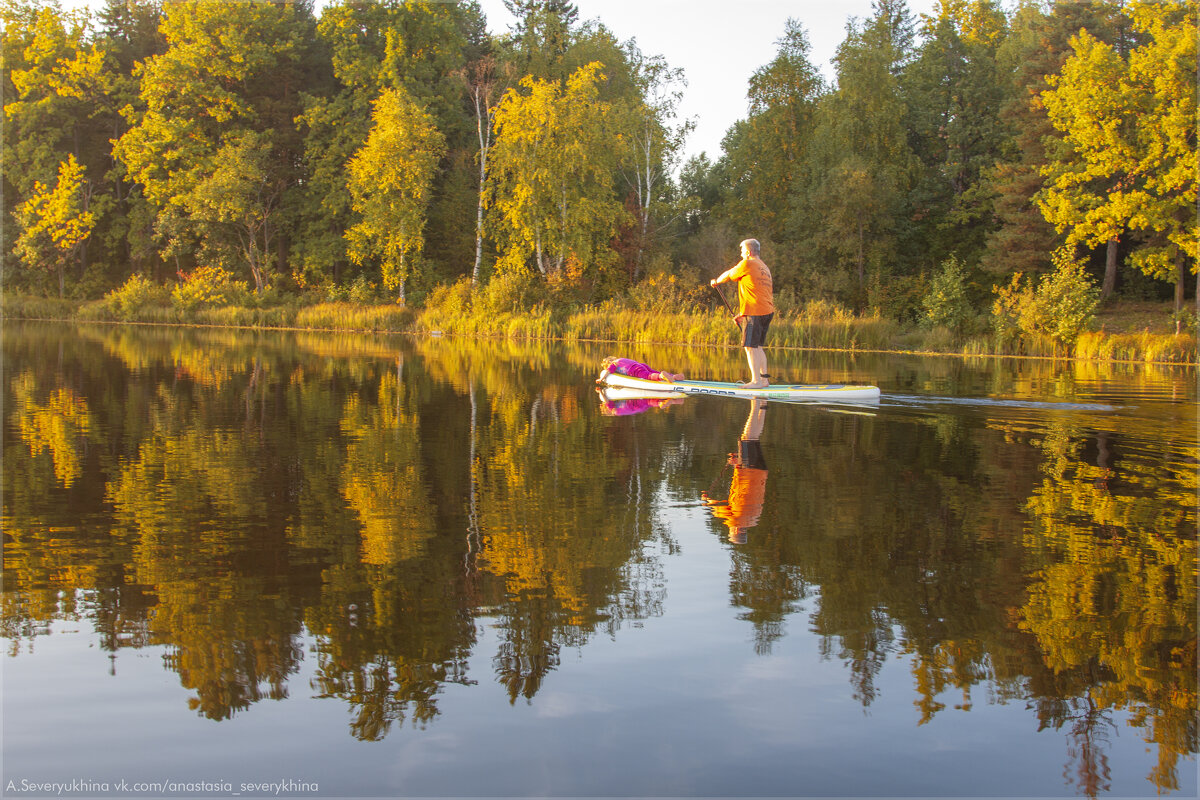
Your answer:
[711,465,767,529]
[729,257,775,317]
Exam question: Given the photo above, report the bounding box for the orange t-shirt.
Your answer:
[729,256,775,317]
[710,466,767,530]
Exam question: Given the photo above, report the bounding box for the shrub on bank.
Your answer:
[172,265,250,312]
[992,249,1100,354]
[99,274,171,321]
[2,275,1192,365]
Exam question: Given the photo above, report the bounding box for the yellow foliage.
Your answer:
[13,372,94,487]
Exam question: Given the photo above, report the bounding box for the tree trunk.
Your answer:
[474,167,486,285]
[473,86,491,286]
[1101,237,1118,299]
[1173,243,1185,314]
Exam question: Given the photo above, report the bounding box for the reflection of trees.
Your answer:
[3,324,669,733]
[702,393,1195,794]
[1018,420,1197,793]
[709,407,1028,712]
[339,362,436,565]
[107,415,307,719]
[471,377,669,702]
[12,371,95,488]
[3,322,1195,786]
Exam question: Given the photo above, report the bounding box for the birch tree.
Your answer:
[489,61,628,278]
[459,54,503,285]
[345,87,446,302]
[619,44,691,279]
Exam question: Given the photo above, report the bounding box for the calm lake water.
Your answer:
[3,320,1196,799]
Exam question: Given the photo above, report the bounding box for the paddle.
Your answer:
[711,281,740,328]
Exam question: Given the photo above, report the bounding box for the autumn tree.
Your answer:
[294,1,481,294]
[113,0,315,290]
[15,154,96,296]
[1037,1,1197,311]
[1038,27,1137,300]
[2,1,122,291]
[458,53,505,285]
[980,1,1122,280]
[1120,0,1197,315]
[488,61,629,280]
[1,3,110,200]
[345,87,446,302]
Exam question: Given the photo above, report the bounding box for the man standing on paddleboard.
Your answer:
[710,238,775,388]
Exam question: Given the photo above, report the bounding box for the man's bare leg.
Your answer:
[742,347,769,388]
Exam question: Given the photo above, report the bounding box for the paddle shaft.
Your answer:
[711,282,741,328]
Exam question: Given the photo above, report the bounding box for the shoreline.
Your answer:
[4,306,1196,368]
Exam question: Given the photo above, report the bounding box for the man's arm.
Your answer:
[710,259,745,286]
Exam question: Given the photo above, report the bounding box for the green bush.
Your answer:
[418,277,476,333]
[992,248,1100,352]
[923,255,973,334]
[627,267,708,315]
[477,270,547,316]
[346,275,377,305]
[870,273,928,324]
[101,274,170,321]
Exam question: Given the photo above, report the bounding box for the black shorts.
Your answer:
[742,313,773,348]
[738,438,767,470]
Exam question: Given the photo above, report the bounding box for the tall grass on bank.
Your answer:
[1075,330,1198,364]
[3,289,1194,364]
[1,294,78,321]
[294,302,412,332]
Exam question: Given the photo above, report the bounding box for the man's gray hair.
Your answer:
[741,238,761,256]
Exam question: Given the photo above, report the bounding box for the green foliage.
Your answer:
[111,0,311,289]
[1039,3,1198,291]
[3,0,1194,339]
[869,272,928,324]
[792,2,915,302]
[476,270,549,316]
[101,273,169,320]
[922,255,974,333]
[626,267,708,315]
[903,0,1010,268]
[992,248,1101,351]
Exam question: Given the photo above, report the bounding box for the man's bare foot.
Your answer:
[740,380,769,389]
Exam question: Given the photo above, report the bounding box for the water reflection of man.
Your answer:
[702,398,768,544]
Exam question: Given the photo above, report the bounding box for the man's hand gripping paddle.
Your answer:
[711,281,741,329]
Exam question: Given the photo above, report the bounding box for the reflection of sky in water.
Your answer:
[3,323,1196,797]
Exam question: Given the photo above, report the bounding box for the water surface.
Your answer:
[3,321,1196,798]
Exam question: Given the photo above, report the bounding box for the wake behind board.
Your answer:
[599,372,881,403]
